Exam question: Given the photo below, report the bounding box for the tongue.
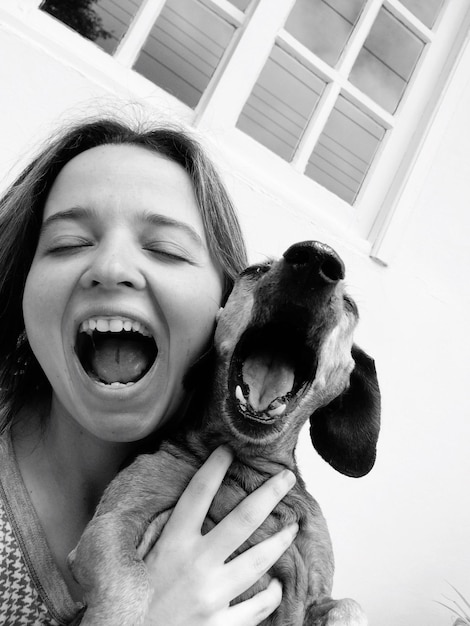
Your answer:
[242,350,295,412]
[90,335,153,384]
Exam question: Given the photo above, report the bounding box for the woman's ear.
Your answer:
[309,345,381,478]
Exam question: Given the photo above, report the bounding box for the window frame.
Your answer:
[4,0,470,263]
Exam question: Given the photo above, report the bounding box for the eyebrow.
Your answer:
[40,206,205,248]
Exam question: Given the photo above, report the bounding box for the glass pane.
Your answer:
[228,0,251,11]
[349,8,425,113]
[237,45,326,161]
[134,0,235,109]
[40,0,141,54]
[285,0,367,66]
[306,95,385,204]
[400,0,445,29]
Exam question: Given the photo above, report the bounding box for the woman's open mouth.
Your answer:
[75,317,158,388]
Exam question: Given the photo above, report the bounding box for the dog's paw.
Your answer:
[324,598,367,626]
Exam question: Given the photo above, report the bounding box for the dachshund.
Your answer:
[68,240,381,626]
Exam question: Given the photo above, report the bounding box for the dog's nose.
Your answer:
[283,241,345,284]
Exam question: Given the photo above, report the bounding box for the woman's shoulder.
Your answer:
[0,488,60,624]
[0,428,56,624]
[0,425,82,624]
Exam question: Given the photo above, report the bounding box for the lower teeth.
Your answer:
[267,403,286,417]
[235,384,287,418]
[96,380,136,388]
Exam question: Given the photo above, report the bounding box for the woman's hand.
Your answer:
[142,446,298,626]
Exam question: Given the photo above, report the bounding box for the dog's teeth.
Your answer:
[267,404,287,417]
[235,385,247,405]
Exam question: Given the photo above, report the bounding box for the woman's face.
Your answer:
[23,144,224,442]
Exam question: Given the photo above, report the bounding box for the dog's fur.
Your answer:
[69,240,381,626]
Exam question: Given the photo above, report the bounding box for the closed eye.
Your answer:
[144,242,196,264]
[46,237,94,254]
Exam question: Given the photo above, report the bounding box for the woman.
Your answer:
[0,119,298,625]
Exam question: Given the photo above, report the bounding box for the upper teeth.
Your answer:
[79,317,152,336]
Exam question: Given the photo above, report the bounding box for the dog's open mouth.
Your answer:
[230,323,317,424]
[75,318,158,387]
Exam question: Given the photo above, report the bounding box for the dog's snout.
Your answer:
[283,241,345,284]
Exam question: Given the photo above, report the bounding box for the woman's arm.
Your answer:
[143,446,298,626]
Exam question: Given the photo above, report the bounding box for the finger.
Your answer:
[207,469,296,559]
[224,578,283,626]
[220,523,298,601]
[164,445,234,534]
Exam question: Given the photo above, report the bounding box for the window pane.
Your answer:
[306,95,385,204]
[40,0,140,54]
[237,45,326,161]
[228,0,251,11]
[400,0,445,29]
[349,8,424,113]
[134,0,235,109]
[285,0,367,66]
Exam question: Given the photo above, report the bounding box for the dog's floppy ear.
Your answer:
[309,345,381,478]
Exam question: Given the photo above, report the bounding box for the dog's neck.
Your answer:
[178,410,299,477]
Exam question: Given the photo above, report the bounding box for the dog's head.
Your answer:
[213,240,380,477]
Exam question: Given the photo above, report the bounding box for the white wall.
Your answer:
[1,17,468,626]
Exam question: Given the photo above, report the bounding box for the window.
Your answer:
[236,44,326,162]
[133,0,236,108]
[9,0,468,251]
[236,0,442,203]
[305,95,386,205]
[40,0,249,108]
[348,6,425,114]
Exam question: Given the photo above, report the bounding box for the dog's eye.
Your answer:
[240,263,272,279]
[343,294,359,317]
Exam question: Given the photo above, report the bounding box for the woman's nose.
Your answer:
[79,240,146,291]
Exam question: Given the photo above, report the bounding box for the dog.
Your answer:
[68,240,381,625]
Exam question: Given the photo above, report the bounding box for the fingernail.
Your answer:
[215,445,234,462]
[268,578,283,605]
[270,578,283,591]
[282,469,296,487]
[287,522,299,537]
